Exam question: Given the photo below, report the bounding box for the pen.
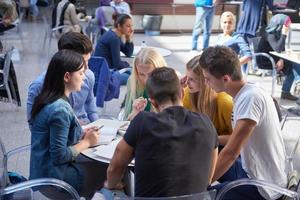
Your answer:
[94,125,104,132]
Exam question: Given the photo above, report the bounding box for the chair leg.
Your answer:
[5,84,12,104]
[8,79,17,104]
[42,30,48,51]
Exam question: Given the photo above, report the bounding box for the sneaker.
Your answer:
[281,92,298,101]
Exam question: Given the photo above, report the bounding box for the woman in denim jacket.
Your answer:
[29,50,100,199]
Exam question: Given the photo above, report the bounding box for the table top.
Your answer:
[81,136,134,166]
[121,45,172,57]
[220,1,242,5]
[270,51,300,65]
[291,23,300,31]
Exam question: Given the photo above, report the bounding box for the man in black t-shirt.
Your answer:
[104,67,218,197]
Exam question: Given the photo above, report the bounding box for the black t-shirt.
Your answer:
[124,106,218,197]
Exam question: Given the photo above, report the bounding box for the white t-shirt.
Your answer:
[232,83,287,199]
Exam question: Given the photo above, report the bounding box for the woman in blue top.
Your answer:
[94,13,134,85]
[215,11,251,66]
[30,50,101,199]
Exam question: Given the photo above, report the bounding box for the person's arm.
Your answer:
[109,36,130,69]
[27,74,46,122]
[239,56,251,65]
[208,148,218,184]
[218,135,230,147]
[106,139,134,189]
[212,119,257,182]
[267,33,287,53]
[224,35,251,65]
[120,39,134,57]
[27,82,43,122]
[236,35,252,65]
[49,108,99,165]
[84,71,99,122]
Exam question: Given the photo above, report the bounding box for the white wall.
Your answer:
[133,15,222,31]
[173,0,194,4]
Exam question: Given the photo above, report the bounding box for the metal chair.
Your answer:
[0,136,83,199]
[42,16,69,52]
[0,47,14,105]
[247,37,278,97]
[215,178,299,200]
[114,190,217,200]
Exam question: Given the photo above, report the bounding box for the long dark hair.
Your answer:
[31,50,85,119]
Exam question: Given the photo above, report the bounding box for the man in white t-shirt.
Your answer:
[200,46,287,199]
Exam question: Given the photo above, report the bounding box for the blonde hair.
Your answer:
[220,11,236,28]
[124,47,167,119]
[186,55,217,120]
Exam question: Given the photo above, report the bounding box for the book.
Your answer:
[82,119,129,145]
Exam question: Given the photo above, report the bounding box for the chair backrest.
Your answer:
[215,178,299,200]
[88,56,120,107]
[2,48,14,85]
[115,190,217,200]
[0,138,82,199]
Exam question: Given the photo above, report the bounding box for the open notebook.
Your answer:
[93,138,135,165]
[82,119,129,145]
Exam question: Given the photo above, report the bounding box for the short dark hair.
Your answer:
[112,13,131,28]
[58,32,93,55]
[199,46,243,81]
[146,67,181,105]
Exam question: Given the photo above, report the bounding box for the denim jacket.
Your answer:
[29,98,84,192]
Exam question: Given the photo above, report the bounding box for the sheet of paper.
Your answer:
[93,138,135,165]
[94,138,120,159]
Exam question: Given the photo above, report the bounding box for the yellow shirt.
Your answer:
[183,88,233,136]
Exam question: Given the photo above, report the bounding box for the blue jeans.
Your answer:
[119,68,131,86]
[191,6,214,50]
[209,158,265,200]
[100,188,128,200]
[29,0,39,17]
[282,63,300,93]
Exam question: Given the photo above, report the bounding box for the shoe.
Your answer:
[281,92,298,101]
[296,98,300,105]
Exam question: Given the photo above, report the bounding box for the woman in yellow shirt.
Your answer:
[182,55,233,146]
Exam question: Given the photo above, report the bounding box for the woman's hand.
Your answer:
[180,75,187,88]
[276,59,284,72]
[132,97,147,112]
[127,97,147,120]
[125,30,134,43]
[282,25,289,36]
[82,127,100,147]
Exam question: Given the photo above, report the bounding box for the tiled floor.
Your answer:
[0,9,300,198]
